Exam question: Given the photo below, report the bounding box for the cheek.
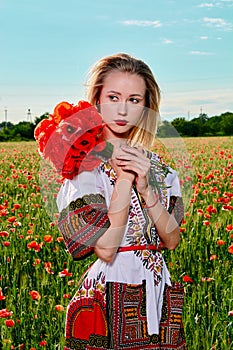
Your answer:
[128,105,144,120]
[99,104,116,121]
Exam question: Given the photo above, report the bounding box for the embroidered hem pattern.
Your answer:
[64,282,186,350]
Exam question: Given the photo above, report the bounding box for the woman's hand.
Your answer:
[114,144,151,196]
[109,144,136,183]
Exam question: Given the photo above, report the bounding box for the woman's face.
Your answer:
[99,71,146,139]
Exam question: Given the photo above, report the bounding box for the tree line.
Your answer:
[0,113,49,141]
[0,111,232,141]
[157,111,233,137]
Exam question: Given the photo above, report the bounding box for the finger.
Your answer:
[116,161,149,177]
[116,155,151,171]
[120,145,143,156]
[116,148,148,164]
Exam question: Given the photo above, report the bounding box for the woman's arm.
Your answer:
[94,164,135,263]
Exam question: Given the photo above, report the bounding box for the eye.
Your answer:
[129,97,140,104]
[109,95,118,102]
[66,125,75,134]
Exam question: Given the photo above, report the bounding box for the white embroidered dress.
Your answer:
[57,154,182,337]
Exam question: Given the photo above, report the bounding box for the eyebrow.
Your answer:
[107,90,144,98]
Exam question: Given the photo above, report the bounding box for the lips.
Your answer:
[114,120,128,126]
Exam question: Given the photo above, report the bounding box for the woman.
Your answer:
[57,53,186,349]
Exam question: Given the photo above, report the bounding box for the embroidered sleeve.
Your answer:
[58,193,110,260]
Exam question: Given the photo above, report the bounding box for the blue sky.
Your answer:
[0,0,232,123]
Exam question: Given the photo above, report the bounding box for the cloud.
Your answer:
[162,38,173,44]
[189,51,213,55]
[218,0,233,3]
[160,88,233,120]
[197,1,233,8]
[198,3,214,7]
[200,36,209,40]
[203,17,233,30]
[119,20,162,28]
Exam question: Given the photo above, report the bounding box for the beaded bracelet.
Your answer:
[145,194,159,209]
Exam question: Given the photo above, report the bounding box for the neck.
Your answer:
[103,125,129,147]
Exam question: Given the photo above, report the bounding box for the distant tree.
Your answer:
[185,121,200,136]
[0,110,232,142]
[13,121,35,140]
[171,117,190,136]
[191,113,209,136]
[0,121,14,130]
[157,120,179,137]
[0,125,15,141]
[219,112,233,135]
[34,112,49,127]
[205,115,223,135]
[198,113,208,124]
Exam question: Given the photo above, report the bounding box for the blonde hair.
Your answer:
[86,53,161,149]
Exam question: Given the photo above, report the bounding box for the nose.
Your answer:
[117,102,127,116]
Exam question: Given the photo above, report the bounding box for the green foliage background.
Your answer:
[0,111,233,141]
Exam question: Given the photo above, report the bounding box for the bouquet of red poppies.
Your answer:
[34,100,113,179]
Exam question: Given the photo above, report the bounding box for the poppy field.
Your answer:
[0,137,232,349]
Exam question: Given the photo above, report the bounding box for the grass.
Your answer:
[0,137,232,349]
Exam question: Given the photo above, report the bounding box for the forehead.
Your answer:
[102,71,146,95]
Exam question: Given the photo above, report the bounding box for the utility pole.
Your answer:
[27,108,32,122]
[4,107,7,128]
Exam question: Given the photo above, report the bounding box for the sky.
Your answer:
[0,0,233,124]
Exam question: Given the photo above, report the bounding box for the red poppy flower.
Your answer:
[0,231,9,237]
[34,100,113,180]
[203,220,210,226]
[43,235,53,243]
[35,118,57,154]
[29,290,41,300]
[53,101,74,124]
[228,244,233,254]
[27,241,41,252]
[55,305,64,311]
[7,216,16,223]
[226,224,233,232]
[222,205,233,211]
[5,319,15,327]
[183,275,194,283]
[0,288,6,300]
[63,293,71,299]
[217,240,226,246]
[59,268,72,277]
[210,254,218,261]
[201,277,214,282]
[0,308,13,318]
[206,205,217,214]
[38,340,47,347]
[197,209,204,216]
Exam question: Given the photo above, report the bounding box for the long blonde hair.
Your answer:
[86,53,161,149]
